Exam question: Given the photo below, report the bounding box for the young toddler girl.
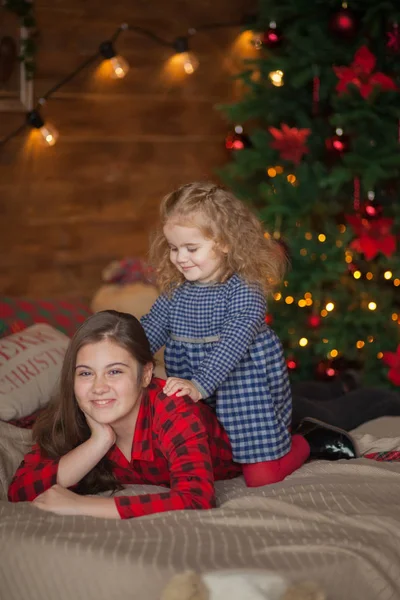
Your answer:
[141,182,311,487]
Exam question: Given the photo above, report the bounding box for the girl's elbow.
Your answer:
[8,478,42,503]
[200,496,216,510]
[187,489,216,511]
[7,485,26,503]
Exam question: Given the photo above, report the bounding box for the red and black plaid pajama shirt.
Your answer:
[8,378,241,518]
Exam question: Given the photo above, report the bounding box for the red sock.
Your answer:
[242,435,310,488]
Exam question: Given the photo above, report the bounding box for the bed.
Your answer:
[1,416,400,600]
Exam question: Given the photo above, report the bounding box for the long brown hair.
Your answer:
[149,181,287,295]
[33,310,155,495]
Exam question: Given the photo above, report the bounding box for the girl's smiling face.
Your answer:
[163,221,225,284]
[74,339,151,429]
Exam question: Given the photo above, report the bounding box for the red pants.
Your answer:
[242,434,310,488]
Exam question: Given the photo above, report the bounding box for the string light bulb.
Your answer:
[173,37,199,74]
[99,41,130,79]
[269,70,284,87]
[26,110,59,147]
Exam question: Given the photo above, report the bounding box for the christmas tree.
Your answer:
[220,0,400,388]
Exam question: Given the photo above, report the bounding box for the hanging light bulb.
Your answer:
[26,110,59,146]
[251,31,264,49]
[99,41,130,79]
[239,13,263,51]
[173,37,199,74]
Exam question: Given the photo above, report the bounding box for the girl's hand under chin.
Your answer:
[163,378,202,402]
[85,413,116,448]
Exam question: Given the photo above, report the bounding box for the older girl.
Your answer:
[8,310,241,518]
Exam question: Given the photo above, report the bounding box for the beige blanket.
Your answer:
[1,418,400,600]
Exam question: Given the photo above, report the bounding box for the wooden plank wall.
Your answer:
[0,0,255,300]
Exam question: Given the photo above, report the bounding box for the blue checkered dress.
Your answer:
[141,274,292,463]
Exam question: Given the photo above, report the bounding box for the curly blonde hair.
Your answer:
[149,181,287,296]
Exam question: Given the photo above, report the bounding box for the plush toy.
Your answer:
[91,258,166,379]
[160,570,326,600]
[91,281,159,321]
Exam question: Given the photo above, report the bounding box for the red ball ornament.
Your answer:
[265,313,274,325]
[363,202,382,220]
[329,7,358,38]
[308,315,321,328]
[325,132,349,155]
[225,129,251,152]
[262,22,283,49]
[316,360,336,379]
[286,357,298,370]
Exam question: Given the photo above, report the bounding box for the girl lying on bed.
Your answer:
[8,310,357,519]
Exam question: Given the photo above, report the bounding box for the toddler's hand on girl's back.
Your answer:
[163,378,202,402]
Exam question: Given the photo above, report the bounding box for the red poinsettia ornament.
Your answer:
[346,214,397,260]
[382,345,400,386]
[268,123,311,165]
[334,45,397,98]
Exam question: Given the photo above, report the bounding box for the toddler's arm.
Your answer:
[191,284,267,398]
[141,293,171,353]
